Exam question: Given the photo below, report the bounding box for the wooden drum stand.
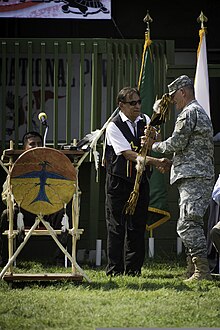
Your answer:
[0,142,91,283]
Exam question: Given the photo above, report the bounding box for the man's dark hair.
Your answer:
[22,131,43,147]
[116,87,140,104]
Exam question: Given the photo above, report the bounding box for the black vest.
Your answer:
[105,114,151,183]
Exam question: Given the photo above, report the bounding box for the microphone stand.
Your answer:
[43,125,49,147]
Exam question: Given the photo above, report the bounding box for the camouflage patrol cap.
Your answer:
[168,75,193,95]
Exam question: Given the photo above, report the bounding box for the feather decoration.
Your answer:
[17,211,24,231]
[61,204,69,232]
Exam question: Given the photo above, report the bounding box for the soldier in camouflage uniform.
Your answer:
[150,75,215,281]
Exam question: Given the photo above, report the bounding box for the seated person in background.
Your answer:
[207,174,220,273]
[209,215,220,273]
[1,131,43,206]
[0,131,70,266]
[22,131,43,150]
[0,131,43,265]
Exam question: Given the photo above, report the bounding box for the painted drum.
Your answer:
[10,147,76,215]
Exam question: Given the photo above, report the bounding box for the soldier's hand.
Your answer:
[155,158,172,173]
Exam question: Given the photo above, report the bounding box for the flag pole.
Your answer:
[125,10,171,216]
[196,11,208,57]
[143,17,155,260]
[197,10,208,29]
[143,10,153,38]
[138,10,153,89]
[194,11,211,118]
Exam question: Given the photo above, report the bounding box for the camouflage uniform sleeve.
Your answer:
[152,108,197,154]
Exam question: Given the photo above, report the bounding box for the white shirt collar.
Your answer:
[119,111,142,124]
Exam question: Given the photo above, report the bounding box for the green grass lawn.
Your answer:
[0,257,220,330]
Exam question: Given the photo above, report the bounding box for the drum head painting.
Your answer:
[10,147,76,215]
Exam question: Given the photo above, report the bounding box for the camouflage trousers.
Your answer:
[176,177,214,258]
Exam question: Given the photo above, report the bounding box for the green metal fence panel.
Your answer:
[79,42,85,140]
[27,41,33,132]
[0,38,170,151]
[66,41,72,144]
[40,42,46,117]
[53,41,59,148]
[106,42,112,120]
[14,42,19,149]
[91,42,98,132]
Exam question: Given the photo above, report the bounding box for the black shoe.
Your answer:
[110,272,123,277]
[125,270,141,277]
[106,270,123,277]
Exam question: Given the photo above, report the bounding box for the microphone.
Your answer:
[38,112,48,126]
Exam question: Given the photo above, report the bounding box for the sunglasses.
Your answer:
[122,99,142,106]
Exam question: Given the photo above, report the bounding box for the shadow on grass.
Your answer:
[4,274,220,292]
[1,256,220,292]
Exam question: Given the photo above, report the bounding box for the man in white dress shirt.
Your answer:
[104,86,171,277]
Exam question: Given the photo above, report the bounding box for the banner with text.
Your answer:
[0,0,111,19]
